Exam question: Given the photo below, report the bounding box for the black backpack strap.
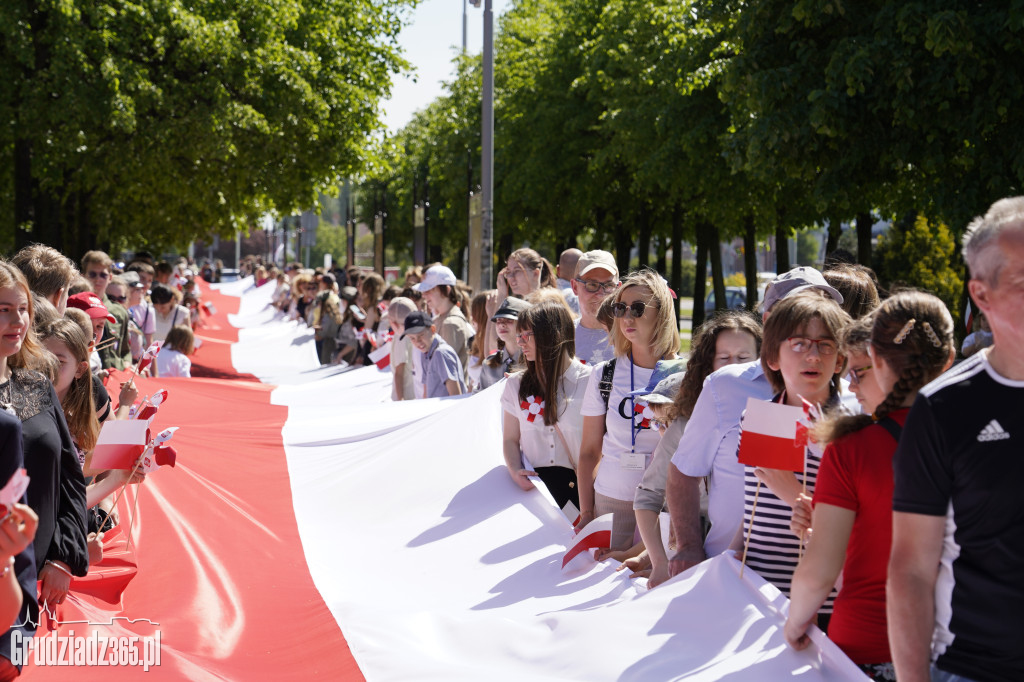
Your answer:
[599,358,617,410]
[875,416,902,443]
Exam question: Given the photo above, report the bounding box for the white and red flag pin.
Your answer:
[633,402,655,429]
[520,396,545,423]
[563,514,614,569]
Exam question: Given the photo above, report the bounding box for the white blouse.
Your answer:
[500,360,593,470]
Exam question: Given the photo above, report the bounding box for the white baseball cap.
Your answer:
[413,265,457,292]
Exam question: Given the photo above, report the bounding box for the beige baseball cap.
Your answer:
[575,250,618,280]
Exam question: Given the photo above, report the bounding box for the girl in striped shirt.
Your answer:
[730,291,851,625]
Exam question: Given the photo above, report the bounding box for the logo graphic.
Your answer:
[977,419,1011,442]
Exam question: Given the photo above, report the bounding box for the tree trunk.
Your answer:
[13,139,34,251]
[856,211,873,266]
[656,234,668,276]
[744,215,758,311]
[670,204,682,323]
[692,222,708,330]
[825,217,842,256]
[637,203,651,270]
[613,212,632,278]
[709,223,726,311]
[775,225,790,274]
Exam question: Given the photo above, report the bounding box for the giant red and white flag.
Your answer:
[27,275,867,682]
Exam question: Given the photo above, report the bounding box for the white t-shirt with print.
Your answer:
[581,356,662,501]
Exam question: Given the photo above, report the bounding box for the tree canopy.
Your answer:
[1,0,411,256]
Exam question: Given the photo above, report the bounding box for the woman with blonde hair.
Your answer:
[577,269,679,550]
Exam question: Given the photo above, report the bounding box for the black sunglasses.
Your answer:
[611,300,657,319]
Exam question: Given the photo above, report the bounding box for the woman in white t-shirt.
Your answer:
[150,284,191,344]
[577,269,679,550]
[156,325,194,378]
[501,302,592,510]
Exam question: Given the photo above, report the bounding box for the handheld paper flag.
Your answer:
[136,340,162,374]
[368,342,392,370]
[93,420,151,470]
[134,388,169,422]
[152,426,179,445]
[140,444,177,473]
[0,468,30,514]
[563,514,614,568]
[737,398,806,472]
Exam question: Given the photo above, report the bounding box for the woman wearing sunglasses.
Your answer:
[501,302,592,509]
[577,270,679,550]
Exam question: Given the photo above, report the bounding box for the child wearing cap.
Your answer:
[401,311,466,398]
[414,265,474,382]
[480,297,529,390]
[67,292,116,376]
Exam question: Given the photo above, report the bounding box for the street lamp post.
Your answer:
[479,0,494,291]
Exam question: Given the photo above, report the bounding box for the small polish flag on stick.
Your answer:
[124,340,162,391]
[737,398,806,472]
[563,514,614,569]
[132,388,169,422]
[737,398,808,576]
[368,341,392,369]
[92,420,151,470]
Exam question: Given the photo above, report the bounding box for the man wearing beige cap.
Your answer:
[571,250,620,365]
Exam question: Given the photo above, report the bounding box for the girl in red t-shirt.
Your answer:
[784,291,955,681]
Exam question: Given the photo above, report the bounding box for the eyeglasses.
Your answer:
[575,278,618,294]
[611,300,656,319]
[86,271,109,280]
[786,337,839,356]
[515,331,534,344]
[108,295,126,304]
[847,365,873,386]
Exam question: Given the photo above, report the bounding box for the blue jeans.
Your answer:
[931,666,979,682]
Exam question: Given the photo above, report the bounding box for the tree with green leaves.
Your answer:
[1,0,410,257]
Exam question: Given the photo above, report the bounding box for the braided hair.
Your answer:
[814,290,953,445]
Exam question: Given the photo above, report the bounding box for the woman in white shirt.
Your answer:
[577,269,679,550]
[150,284,191,344]
[501,302,592,510]
[156,325,194,378]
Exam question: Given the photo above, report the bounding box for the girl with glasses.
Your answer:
[501,303,592,509]
[577,270,679,550]
[784,292,954,681]
[729,291,851,628]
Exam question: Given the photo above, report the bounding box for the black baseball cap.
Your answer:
[400,311,433,339]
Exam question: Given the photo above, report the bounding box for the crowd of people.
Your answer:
[258,196,1024,682]
[0,246,214,677]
